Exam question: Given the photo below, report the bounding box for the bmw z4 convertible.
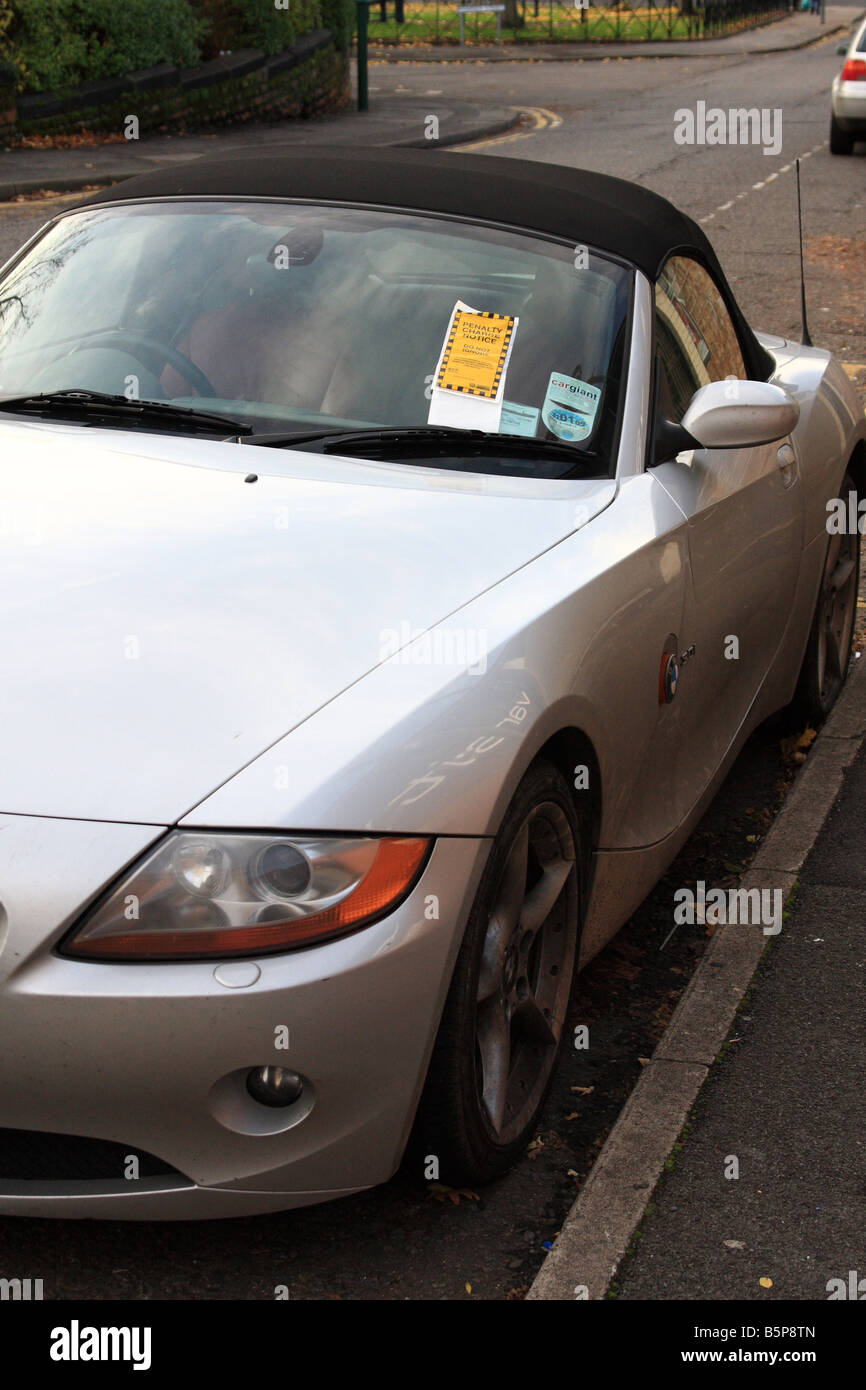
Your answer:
[0,150,863,1217]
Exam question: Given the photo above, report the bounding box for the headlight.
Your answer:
[61,832,430,961]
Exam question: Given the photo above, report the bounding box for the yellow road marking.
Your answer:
[452,106,561,151]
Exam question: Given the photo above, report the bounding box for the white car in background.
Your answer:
[831,19,866,154]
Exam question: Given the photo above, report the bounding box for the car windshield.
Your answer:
[0,199,632,476]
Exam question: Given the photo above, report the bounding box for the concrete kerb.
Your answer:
[0,172,136,200]
[391,109,522,147]
[526,658,866,1300]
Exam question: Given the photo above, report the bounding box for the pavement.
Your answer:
[0,97,520,201]
[529,655,866,1300]
[0,6,860,201]
[370,4,858,61]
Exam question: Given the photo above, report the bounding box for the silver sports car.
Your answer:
[0,151,862,1218]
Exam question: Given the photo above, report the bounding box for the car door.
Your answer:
[649,255,803,811]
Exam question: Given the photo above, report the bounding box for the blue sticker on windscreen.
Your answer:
[542,373,600,442]
[500,400,540,437]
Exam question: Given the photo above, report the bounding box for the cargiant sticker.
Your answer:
[542,373,600,443]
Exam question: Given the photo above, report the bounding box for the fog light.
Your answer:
[246,1065,304,1108]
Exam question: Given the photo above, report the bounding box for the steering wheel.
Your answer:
[63,329,218,399]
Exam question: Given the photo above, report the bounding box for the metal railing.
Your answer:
[364,0,792,45]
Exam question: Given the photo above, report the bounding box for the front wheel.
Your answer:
[792,471,860,724]
[411,760,583,1186]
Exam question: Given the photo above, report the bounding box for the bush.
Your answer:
[1,0,207,94]
[320,0,354,50]
[190,0,323,59]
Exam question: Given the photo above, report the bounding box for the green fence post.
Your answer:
[356,0,371,111]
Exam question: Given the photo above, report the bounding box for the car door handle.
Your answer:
[777,443,797,488]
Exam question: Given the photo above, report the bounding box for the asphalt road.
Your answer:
[0,21,864,1300]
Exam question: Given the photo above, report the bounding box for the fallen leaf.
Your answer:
[724,1240,746,1250]
[759,1276,773,1288]
[565,1111,581,1120]
[465,1282,472,1294]
[638,1056,651,1066]
[571,1086,594,1095]
[427,1183,480,1205]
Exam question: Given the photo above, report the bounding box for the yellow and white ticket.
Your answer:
[428,300,519,431]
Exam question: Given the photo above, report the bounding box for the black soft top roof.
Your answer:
[76,148,772,378]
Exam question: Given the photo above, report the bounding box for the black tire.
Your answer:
[830,115,854,155]
[411,760,583,1186]
[792,470,860,724]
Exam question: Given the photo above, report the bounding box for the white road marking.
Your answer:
[702,143,828,226]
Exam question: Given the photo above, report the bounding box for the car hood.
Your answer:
[0,421,615,824]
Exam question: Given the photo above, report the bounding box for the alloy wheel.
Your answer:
[816,525,859,706]
[474,800,577,1147]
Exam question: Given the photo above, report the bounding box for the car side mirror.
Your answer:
[681,379,799,450]
[837,41,848,54]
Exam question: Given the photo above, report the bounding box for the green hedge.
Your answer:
[199,0,354,58]
[0,0,350,97]
[191,1,323,57]
[320,0,354,51]
[0,0,207,94]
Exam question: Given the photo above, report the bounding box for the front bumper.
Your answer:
[0,813,488,1218]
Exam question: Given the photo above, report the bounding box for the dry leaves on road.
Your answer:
[426,1184,480,1206]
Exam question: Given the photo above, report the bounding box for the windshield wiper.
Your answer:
[242,424,595,466]
[0,389,253,436]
